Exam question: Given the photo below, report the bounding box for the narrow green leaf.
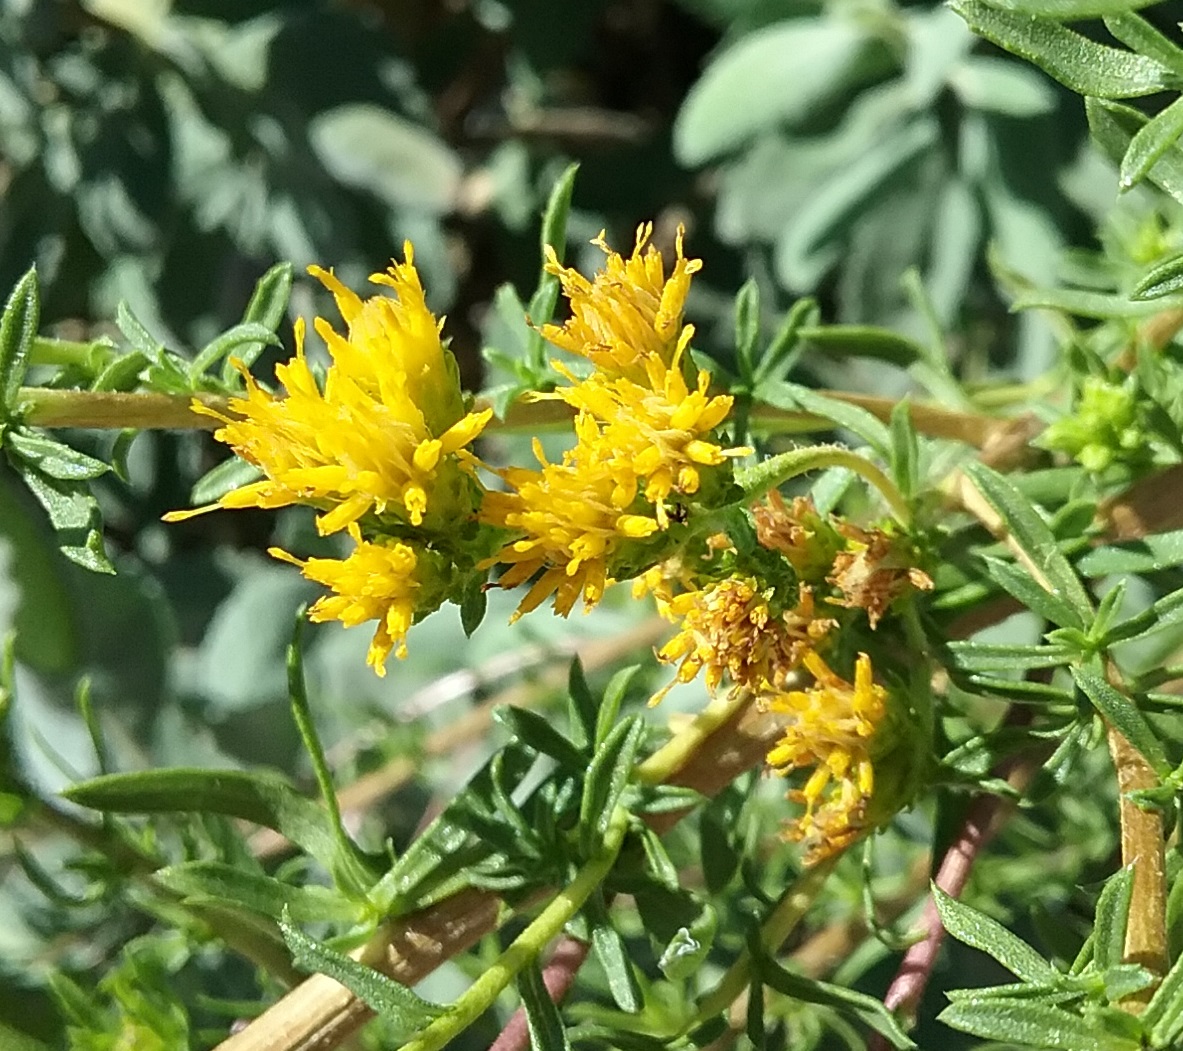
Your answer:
[949,0,1175,97]
[596,665,639,749]
[1072,663,1169,774]
[1094,865,1135,971]
[191,456,263,505]
[579,716,643,856]
[756,954,916,1048]
[1088,98,1183,207]
[17,464,115,574]
[592,922,642,1013]
[889,401,918,503]
[62,768,342,868]
[947,641,1075,673]
[1144,942,1183,1043]
[519,959,571,1051]
[279,911,441,1033]
[4,429,109,481]
[187,899,301,985]
[734,279,760,381]
[984,0,1155,16]
[1079,530,1183,574]
[191,323,281,383]
[796,324,923,367]
[965,674,1075,703]
[760,381,891,456]
[753,296,818,386]
[115,301,163,358]
[980,555,1081,629]
[459,572,488,638]
[938,1000,1140,1050]
[932,885,1059,983]
[566,657,597,750]
[92,349,148,392]
[0,268,39,415]
[1131,253,1183,301]
[539,162,579,264]
[963,461,1092,625]
[494,705,585,771]
[1104,14,1183,78]
[1121,94,1183,192]
[638,825,679,889]
[1012,287,1177,318]
[156,861,365,923]
[223,261,293,381]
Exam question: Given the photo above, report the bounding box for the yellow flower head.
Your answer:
[552,354,749,527]
[764,651,888,863]
[271,527,445,677]
[166,246,491,535]
[652,580,833,703]
[480,424,660,622]
[541,224,701,382]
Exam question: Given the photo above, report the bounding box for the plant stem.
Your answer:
[399,806,629,1051]
[1108,723,1168,997]
[487,935,590,1051]
[635,688,753,786]
[18,388,225,430]
[695,853,840,1022]
[736,446,911,526]
[14,385,1003,453]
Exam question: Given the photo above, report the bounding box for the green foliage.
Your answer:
[16,2,1183,1051]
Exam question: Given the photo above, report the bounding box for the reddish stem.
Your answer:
[487,936,590,1051]
[870,719,1043,1050]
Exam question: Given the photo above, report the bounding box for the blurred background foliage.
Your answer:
[0,0,1165,1046]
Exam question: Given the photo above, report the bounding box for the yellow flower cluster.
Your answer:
[644,493,928,861]
[167,246,488,675]
[163,220,926,862]
[481,225,749,618]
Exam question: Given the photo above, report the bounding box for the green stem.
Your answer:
[400,805,630,1051]
[30,337,113,370]
[735,445,911,526]
[695,853,840,1022]
[18,388,225,430]
[635,688,752,786]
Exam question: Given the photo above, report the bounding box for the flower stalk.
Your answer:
[398,806,628,1051]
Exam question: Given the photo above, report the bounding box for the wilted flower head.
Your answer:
[650,578,834,703]
[752,493,843,584]
[828,523,934,629]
